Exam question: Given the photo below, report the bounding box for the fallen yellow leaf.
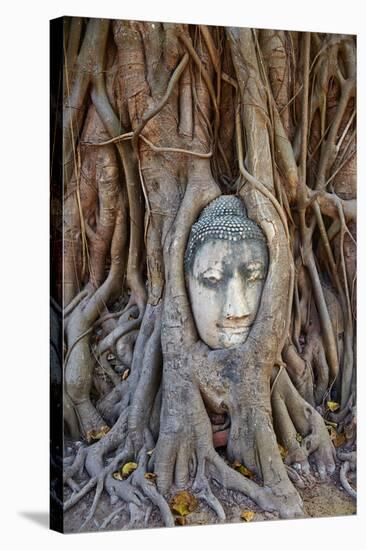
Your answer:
[122,368,130,380]
[334,432,346,448]
[240,465,254,478]
[327,401,340,412]
[232,461,254,478]
[327,425,346,448]
[278,444,288,459]
[241,511,255,522]
[87,426,110,442]
[170,491,198,517]
[327,425,337,441]
[144,472,157,481]
[121,462,138,478]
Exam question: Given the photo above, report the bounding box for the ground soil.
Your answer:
[63,440,356,533]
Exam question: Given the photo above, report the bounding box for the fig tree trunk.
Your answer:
[52,19,357,530]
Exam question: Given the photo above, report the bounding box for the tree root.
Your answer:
[131,446,175,527]
[63,361,339,528]
[208,449,304,519]
[339,461,356,499]
[80,476,105,530]
[64,472,99,512]
[98,505,124,530]
[64,443,87,482]
[193,460,226,521]
[338,450,356,500]
[271,367,336,479]
[98,317,142,355]
[285,465,306,489]
[152,376,304,520]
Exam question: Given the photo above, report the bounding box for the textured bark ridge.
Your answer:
[57,20,357,530]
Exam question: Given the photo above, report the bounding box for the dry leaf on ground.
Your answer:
[241,511,255,522]
[122,368,130,380]
[170,491,198,517]
[232,460,254,478]
[144,472,157,481]
[278,443,288,459]
[113,461,138,480]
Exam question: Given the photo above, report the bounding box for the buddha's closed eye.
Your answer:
[245,262,265,282]
[200,270,224,287]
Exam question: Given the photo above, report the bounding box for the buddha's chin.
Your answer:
[216,327,251,348]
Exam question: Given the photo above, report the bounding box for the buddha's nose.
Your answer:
[224,278,251,320]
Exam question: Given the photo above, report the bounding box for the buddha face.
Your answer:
[187,238,268,349]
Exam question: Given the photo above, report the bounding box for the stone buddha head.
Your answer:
[185,195,268,349]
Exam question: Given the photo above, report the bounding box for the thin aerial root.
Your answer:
[139,134,212,158]
[83,131,213,158]
[131,52,190,151]
[235,105,290,240]
[178,26,219,118]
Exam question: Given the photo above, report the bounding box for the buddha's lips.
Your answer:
[217,323,252,331]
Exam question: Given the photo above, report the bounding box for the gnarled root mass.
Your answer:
[56,20,357,530]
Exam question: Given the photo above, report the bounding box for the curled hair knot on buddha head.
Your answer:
[185,195,267,272]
